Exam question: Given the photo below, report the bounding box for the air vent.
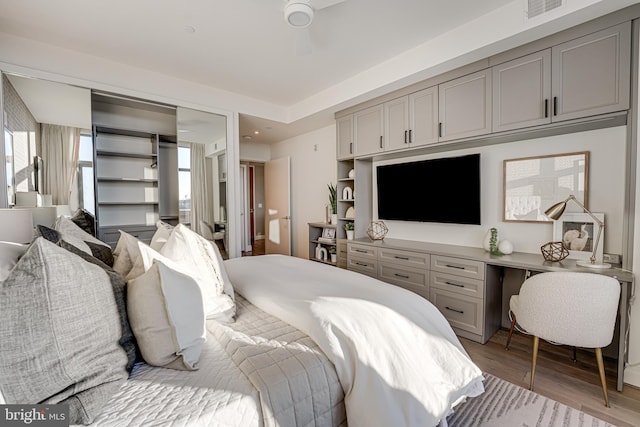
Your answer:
[525,0,564,19]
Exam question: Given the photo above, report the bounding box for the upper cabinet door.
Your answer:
[439,69,492,142]
[354,104,384,157]
[492,49,551,132]
[384,96,409,152]
[409,86,438,147]
[336,115,354,160]
[551,22,631,122]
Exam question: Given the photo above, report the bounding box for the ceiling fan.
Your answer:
[283,0,346,55]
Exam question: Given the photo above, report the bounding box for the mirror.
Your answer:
[1,71,91,212]
[176,107,228,258]
[503,151,589,222]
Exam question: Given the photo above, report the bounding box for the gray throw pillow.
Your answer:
[0,238,129,424]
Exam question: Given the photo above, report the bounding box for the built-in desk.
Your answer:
[347,237,634,391]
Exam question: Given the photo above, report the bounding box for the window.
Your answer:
[4,129,14,205]
[77,133,94,215]
[178,145,191,225]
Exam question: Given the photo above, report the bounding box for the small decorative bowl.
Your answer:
[367,221,388,240]
[540,241,570,262]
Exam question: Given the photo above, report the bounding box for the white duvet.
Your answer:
[225,255,484,427]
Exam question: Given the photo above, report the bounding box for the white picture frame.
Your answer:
[552,212,604,261]
[322,227,336,240]
[503,151,589,222]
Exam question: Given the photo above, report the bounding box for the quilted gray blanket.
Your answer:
[209,295,347,427]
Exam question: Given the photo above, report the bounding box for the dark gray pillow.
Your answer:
[71,209,96,236]
[0,238,129,424]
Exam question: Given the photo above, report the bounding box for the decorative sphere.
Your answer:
[367,221,388,240]
[498,240,513,255]
[348,169,355,179]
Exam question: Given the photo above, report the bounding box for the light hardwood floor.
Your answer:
[461,329,640,426]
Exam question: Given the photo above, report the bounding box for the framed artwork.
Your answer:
[552,212,604,261]
[322,227,336,240]
[503,151,589,222]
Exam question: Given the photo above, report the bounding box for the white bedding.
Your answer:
[225,255,485,427]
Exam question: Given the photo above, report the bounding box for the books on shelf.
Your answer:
[318,237,336,244]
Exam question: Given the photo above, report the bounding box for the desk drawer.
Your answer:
[348,256,378,278]
[379,248,430,269]
[379,262,429,290]
[430,287,484,335]
[348,243,377,259]
[431,255,485,280]
[430,271,484,299]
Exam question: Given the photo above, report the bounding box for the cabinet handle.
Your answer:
[409,129,412,143]
[438,122,442,138]
[445,281,464,288]
[394,273,410,279]
[553,97,558,116]
[445,306,464,314]
[445,264,465,270]
[355,249,367,253]
[404,130,408,144]
[544,99,549,118]
[355,262,368,267]
[379,135,383,149]
[394,255,409,260]
[349,142,353,154]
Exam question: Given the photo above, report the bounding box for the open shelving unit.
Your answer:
[308,222,337,266]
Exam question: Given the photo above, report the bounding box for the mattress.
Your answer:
[87,295,345,427]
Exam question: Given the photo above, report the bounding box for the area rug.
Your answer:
[446,374,615,426]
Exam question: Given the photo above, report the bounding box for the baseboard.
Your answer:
[255,235,265,241]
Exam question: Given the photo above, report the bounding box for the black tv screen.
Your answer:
[376,154,481,225]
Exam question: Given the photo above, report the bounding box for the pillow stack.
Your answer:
[115,222,236,372]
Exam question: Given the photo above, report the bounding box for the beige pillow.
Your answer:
[127,259,206,370]
[160,224,235,322]
[112,231,144,278]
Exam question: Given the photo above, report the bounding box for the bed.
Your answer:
[0,219,484,427]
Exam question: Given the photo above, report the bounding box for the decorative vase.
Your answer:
[331,213,338,224]
[482,229,492,251]
[348,169,355,179]
[330,253,337,263]
[499,240,514,255]
[346,230,355,240]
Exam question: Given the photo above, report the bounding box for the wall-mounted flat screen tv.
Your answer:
[376,153,481,225]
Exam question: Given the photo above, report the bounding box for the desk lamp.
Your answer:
[544,195,610,269]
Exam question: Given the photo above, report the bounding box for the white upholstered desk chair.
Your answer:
[505,271,620,407]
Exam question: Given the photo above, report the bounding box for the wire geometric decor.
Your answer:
[540,241,570,262]
[367,220,388,240]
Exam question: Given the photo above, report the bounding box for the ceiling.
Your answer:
[0,0,637,144]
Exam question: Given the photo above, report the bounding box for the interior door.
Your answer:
[265,156,291,255]
[240,164,252,253]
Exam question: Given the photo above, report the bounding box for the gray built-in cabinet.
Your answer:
[493,22,630,132]
[92,93,178,247]
[339,21,631,162]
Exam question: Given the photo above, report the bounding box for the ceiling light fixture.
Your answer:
[254,130,260,135]
[284,1,314,28]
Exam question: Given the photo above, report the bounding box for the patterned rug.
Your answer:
[447,374,614,426]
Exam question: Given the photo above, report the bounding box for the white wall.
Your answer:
[270,125,337,258]
[374,126,627,256]
[240,141,271,163]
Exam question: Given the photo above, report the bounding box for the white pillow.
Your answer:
[126,240,173,282]
[0,241,29,281]
[150,220,174,251]
[127,259,206,371]
[160,224,236,322]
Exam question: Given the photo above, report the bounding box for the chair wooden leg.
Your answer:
[506,315,516,350]
[530,336,539,391]
[595,348,610,407]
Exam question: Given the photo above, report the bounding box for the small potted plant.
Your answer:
[327,183,337,224]
[345,222,355,240]
[329,247,337,264]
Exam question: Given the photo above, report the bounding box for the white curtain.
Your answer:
[189,143,211,235]
[40,124,79,205]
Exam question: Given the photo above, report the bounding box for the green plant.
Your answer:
[345,222,354,231]
[489,227,503,256]
[327,183,337,214]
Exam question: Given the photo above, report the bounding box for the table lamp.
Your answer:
[544,195,610,269]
